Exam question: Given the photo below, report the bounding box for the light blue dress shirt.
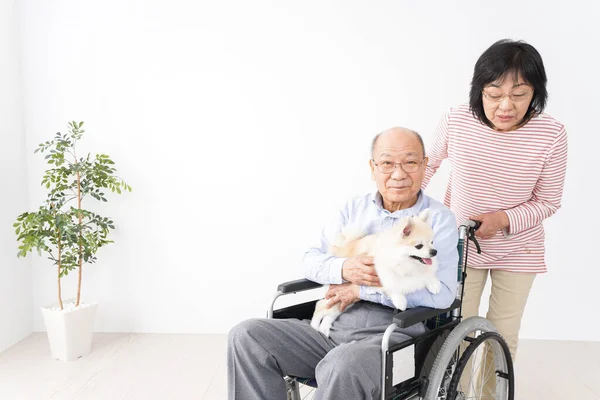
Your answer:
[303,191,459,309]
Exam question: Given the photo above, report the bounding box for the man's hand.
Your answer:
[325,283,360,311]
[341,254,380,286]
[469,211,510,240]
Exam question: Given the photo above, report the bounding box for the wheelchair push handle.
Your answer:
[463,219,482,254]
[464,219,482,231]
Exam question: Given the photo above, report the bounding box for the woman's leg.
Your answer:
[461,267,489,320]
[478,269,536,396]
[487,269,536,362]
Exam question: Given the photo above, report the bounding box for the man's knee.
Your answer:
[228,318,262,349]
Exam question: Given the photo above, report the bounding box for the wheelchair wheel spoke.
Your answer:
[459,340,483,397]
[478,344,490,399]
[479,350,498,396]
[424,317,514,400]
[447,332,514,400]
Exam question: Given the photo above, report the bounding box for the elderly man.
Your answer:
[228,127,459,399]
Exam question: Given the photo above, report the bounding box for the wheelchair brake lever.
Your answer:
[468,227,482,254]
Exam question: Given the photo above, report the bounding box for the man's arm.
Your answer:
[359,208,459,309]
[303,207,348,285]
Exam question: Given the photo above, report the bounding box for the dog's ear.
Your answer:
[402,217,414,237]
[417,209,432,225]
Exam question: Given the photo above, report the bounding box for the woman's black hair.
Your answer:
[469,39,548,128]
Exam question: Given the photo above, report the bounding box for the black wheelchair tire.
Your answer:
[447,331,514,400]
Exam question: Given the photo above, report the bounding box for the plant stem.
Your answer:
[76,164,83,307]
[57,238,63,310]
[52,204,64,311]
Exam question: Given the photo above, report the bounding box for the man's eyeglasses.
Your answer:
[482,89,534,103]
[371,159,426,174]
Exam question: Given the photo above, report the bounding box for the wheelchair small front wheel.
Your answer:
[447,332,514,400]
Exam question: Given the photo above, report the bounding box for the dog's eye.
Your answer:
[415,244,423,249]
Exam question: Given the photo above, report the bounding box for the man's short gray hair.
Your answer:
[370,127,426,158]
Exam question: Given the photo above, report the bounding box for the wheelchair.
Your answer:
[268,221,515,400]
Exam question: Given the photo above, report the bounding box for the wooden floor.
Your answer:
[0,333,598,399]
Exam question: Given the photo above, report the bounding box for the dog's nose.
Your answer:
[430,249,437,257]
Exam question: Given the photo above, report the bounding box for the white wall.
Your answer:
[19,0,599,340]
[0,0,31,353]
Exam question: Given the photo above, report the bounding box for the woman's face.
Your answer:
[482,73,534,132]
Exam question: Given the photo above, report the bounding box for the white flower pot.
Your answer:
[41,300,98,361]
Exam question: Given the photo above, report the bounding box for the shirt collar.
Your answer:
[371,190,425,217]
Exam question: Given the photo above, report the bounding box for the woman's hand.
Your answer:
[469,211,510,239]
[325,283,360,311]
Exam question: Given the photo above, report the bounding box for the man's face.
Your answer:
[370,130,427,211]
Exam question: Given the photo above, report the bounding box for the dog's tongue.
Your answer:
[423,258,433,265]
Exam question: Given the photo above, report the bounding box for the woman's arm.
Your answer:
[422,111,451,189]
[504,127,568,235]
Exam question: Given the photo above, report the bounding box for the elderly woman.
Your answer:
[422,39,568,390]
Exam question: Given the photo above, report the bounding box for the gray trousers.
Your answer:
[227,301,426,400]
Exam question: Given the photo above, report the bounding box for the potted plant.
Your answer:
[13,121,131,361]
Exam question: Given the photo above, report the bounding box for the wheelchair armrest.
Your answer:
[277,278,323,294]
[393,299,461,328]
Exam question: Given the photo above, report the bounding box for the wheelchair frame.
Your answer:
[268,221,515,400]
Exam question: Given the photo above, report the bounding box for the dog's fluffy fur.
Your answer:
[310,209,440,337]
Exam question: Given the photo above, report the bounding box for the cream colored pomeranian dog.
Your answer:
[310,209,440,337]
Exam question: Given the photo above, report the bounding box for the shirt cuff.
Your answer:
[359,285,370,301]
[503,209,519,236]
[359,285,383,301]
[329,257,347,284]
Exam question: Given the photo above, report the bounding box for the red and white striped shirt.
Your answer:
[422,104,568,273]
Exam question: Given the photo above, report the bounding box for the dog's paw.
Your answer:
[310,309,324,331]
[310,318,320,331]
[391,294,408,311]
[426,280,441,295]
[318,316,334,337]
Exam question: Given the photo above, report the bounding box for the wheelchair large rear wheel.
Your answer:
[447,332,514,400]
[423,317,499,400]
